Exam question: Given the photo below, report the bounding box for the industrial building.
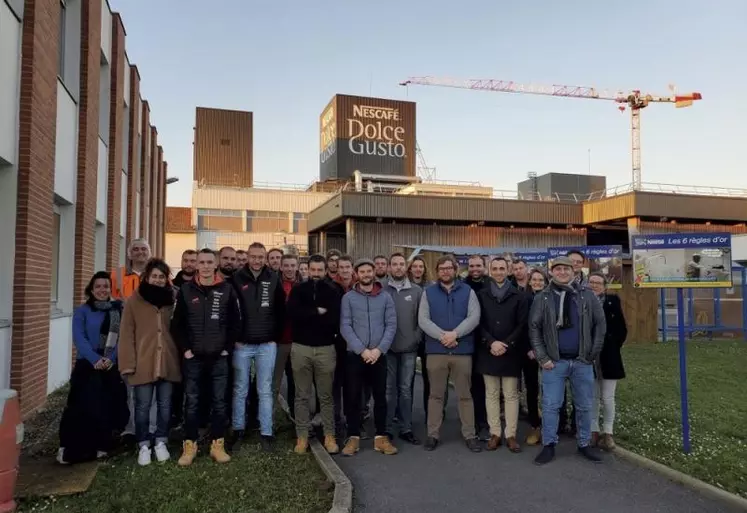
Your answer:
[1,0,169,414]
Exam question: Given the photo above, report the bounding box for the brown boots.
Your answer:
[342,435,398,456]
[178,439,231,466]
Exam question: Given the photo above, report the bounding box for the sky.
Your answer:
[111,0,747,207]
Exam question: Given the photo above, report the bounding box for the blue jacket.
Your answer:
[72,302,123,365]
[340,282,397,355]
[419,280,480,356]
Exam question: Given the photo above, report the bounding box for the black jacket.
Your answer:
[172,271,194,289]
[231,265,285,344]
[170,278,241,356]
[476,280,529,378]
[464,276,487,295]
[287,278,342,347]
[598,294,628,380]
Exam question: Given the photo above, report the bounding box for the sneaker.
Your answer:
[178,440,198,467]
[465,437,482,453]
[534,444,555,465]
[324,435,339,455]
[342,436,360,456]
[578,445,603,463]
[486,435,501,451]
[477,427,491,442]
[137,445,152,466]
[374,435,398,455]
[294,437,309,454]
[154,442,170,463]
[210,438,232,463]
[56,448,69,465]
[260,435,274,452]
[525,427,541,446]
[96,451,108,460]
[398,431,421,445]
[423,437,439,451]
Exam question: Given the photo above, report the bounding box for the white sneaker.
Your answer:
[56,448,69,465]
[154,442,170,463]
[96,451,108,459]
[137,445,152,466]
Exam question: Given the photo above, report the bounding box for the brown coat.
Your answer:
[118,290,181,386]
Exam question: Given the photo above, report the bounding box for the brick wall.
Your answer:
[105,14,125,269]
[125,65,141,243]
[160,161,168,254]
[73,0,102,306]
[12,0,59,416]
[149,127,158,251]
[154,145,163,256]
[139,102,151,241]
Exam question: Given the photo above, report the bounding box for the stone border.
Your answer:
[277,395,353,513]
[614,446,747,512]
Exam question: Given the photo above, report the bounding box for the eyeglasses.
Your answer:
[437,266,455,272]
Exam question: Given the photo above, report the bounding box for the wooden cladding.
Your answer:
[165,207,194,233]
[194,107,253,188]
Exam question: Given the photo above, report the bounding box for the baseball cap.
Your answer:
[353,258,375,271]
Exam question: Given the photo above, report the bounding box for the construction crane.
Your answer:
[400,76,702,190]
[415,141,437,181]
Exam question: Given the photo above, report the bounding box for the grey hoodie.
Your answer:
[385,278,423,353]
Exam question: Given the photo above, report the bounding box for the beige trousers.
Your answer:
[426,354,475,440]
[483,375,519,438]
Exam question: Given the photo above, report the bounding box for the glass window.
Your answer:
[51,210,61,303]
[292,213,307,234]
[245,210,288,233]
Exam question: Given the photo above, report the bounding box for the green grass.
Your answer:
[615,339,747,499]
[17,407,332,513]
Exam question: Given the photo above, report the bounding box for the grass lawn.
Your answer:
[615,339,747,499]
[16,392,333,513]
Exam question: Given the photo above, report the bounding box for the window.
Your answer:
[197,208,243,231]
[292,212,307,234]
[51,208,61,303]
[58,0,66,77]
[246,210,289,233]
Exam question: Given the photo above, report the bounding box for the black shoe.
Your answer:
[477,427,491,442]
[465,437,482,453]
[359,427,371,441]
[228,429,245,451]
[534,444,556,465]
[399,431,421,445]
[424,437,439,451]
[578,445,603,463]
[384,432,394,441]
[260,435,274,452]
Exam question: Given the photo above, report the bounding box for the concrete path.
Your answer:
[334,375,741,513]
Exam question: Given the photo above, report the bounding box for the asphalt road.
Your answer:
[333,375,741,513]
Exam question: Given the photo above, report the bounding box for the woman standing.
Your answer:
[587,272,628,450]
[58,272,129,464]
[118,259,181,466]
[523,269,547,445]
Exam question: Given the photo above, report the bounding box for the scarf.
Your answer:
[491,279,510,302]
[139,281,176,308]
[89,299,122,359]
[550,279,577,329]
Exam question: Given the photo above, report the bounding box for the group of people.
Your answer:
[57,238,628,469]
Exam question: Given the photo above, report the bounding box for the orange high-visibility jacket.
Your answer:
[110,266,142,300]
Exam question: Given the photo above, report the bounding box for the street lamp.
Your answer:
[166,177,179,185]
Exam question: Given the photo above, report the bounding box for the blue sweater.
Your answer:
[72,303,121,365]
[553,293,580,358]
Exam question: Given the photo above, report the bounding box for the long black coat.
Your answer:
[598,294,628,380]
[476,281,529,378]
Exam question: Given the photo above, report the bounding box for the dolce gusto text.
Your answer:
[347,105,407,158]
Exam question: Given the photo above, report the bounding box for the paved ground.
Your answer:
[334,375,741,513]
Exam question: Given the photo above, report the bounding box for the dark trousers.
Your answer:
[415,344,448,419]
[344,353,387,437]
[471,359,488,432]
[333,339,347,423]
[523,357,541,428]
[171,382,184,426]
[184,354,229,441]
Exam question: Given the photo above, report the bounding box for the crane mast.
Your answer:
[400,76,701,191]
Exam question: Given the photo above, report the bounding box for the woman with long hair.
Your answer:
[407,255,430,287]
[118,259,181,466]
[57,271,129,464]
[523,268,548,446]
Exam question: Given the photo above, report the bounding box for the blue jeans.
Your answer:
[386,352,417,434]
[232,342,277,436]
[541,359,594,447]
[133,380,172,448]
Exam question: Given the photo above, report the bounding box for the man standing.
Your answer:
[287,255,342,455]
[419,255,482,452]
[333,255,357,293]
[331,254,355,433]
[173,250,198,288]
[111,238,151,300]
[530,256,606,465]
[274,253,299,416]
[340,259,398,456]
[325,249,342,283]
[231,242,285,452]
[462,255,490,442]
[267,248,284,273]
[217,246,238,279]
[512,258,541,445]
[373,255,390,285]
[477,257,528,453]
[171,249,240,465]
[567,250,588,289]
[384,253,422,445]
[236,250,248,268]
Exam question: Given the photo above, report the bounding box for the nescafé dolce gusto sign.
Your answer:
[347,104,406,158]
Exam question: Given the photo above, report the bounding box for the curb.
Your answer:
[277,395,353,513]
[614,446,747,512]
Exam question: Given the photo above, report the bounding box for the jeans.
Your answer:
[291,343,336,437]
[591,379,618,434]
[232,342,277,436]
[133,380,172,447]
[184,355,229,442]
[344,353,387,437]
[541,359,594,447]
[386,352,417,434]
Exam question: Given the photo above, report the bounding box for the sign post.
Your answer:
[631,232,733,454]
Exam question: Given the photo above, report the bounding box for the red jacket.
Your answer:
[280,278,296,344]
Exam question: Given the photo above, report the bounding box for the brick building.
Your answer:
[0,0,168,415]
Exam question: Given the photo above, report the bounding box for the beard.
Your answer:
[181,268,196,276]
[220,266,234,276]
